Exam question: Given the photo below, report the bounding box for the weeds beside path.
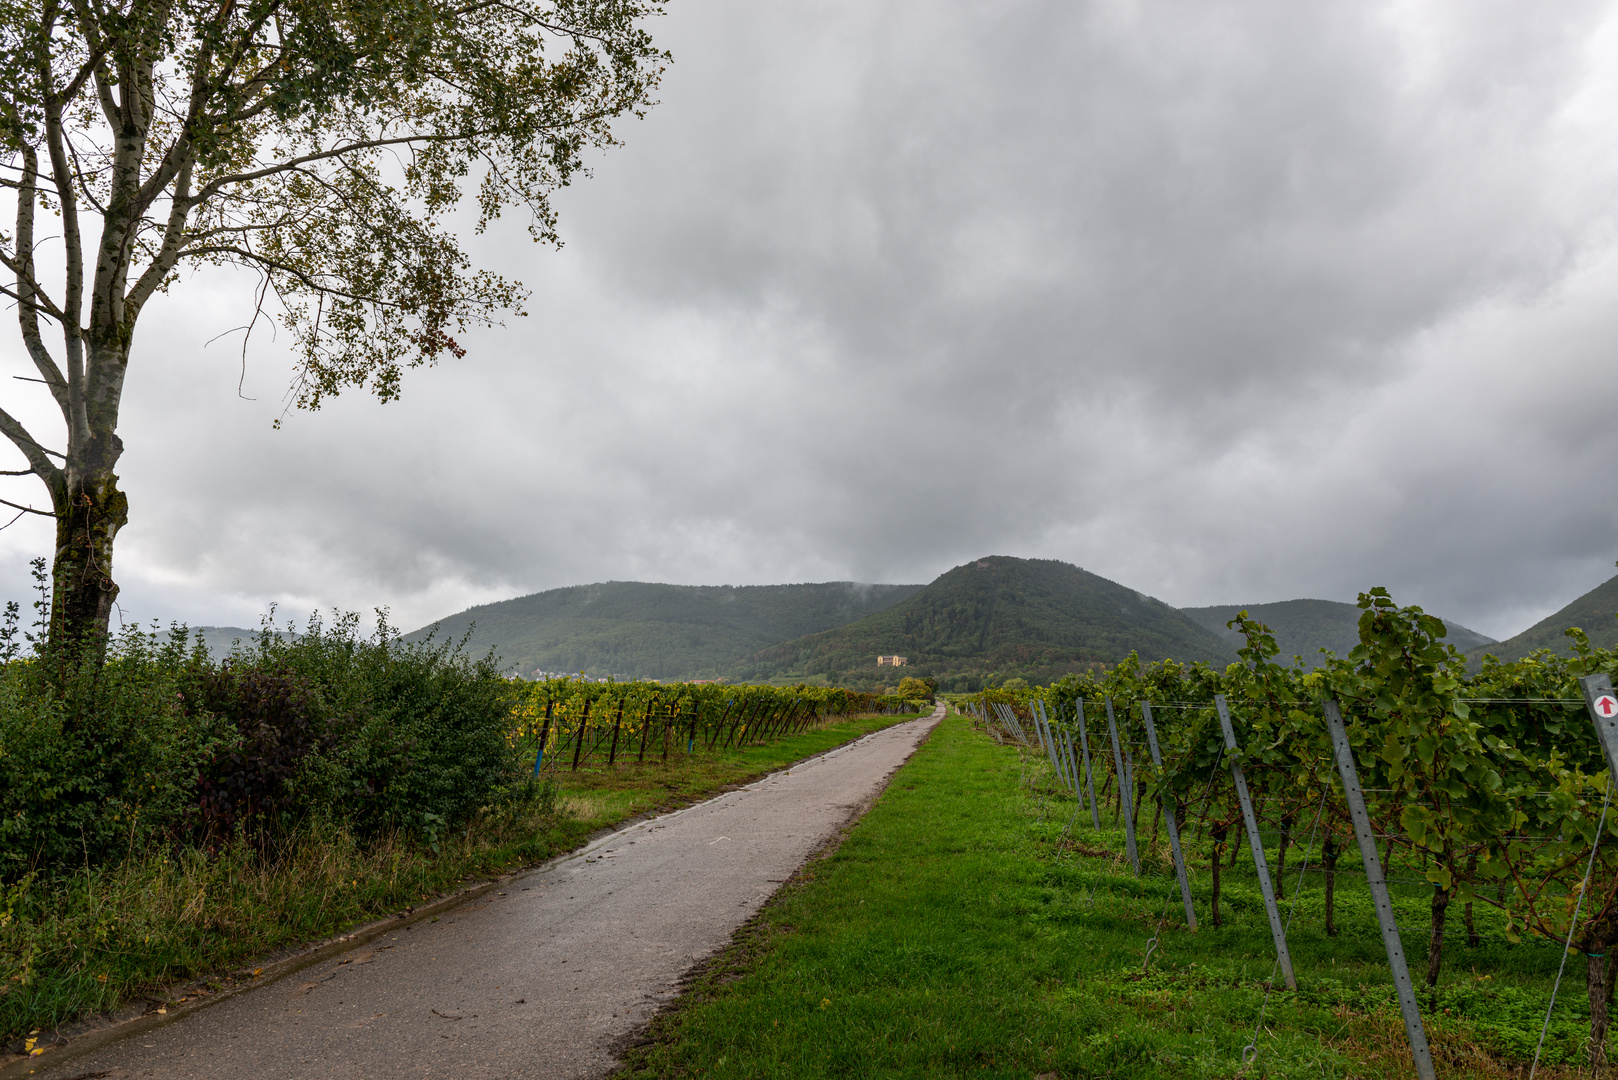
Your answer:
[2,712,919,1055]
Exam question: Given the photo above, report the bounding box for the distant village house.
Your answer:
[876,655,908,667]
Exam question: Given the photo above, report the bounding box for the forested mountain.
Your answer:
[1181,599,1496,669]
[732,556,1237,691]
[204,563,1606,686]
[1472,572,1618,662]
[191,625,288,657]
[401,580,924,679]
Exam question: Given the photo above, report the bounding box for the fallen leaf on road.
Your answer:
[295,973,337,995]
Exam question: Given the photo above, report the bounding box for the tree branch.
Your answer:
[0,403,64,490]
[0,496,54,517]
[11,144,73,416]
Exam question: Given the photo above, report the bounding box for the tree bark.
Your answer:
[49,468,128,664]
[1583,912,1618,1069]
[1211,824,1227,928]
[1589,948,1610,1069]
[1426,882,1453,994]
[1463,851,1479,948]
[1323,834,1339,937]
[1275,809,1295,901]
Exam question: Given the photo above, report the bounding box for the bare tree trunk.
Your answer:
[1463,851,1479,948]
[1589,949,1610,1069]
[1275,809,1295,901]
[1583,913,1618,1069]
[1426,882,1453,994]
[1604,945,1618,1071]
[1211,824,1227,928]
[1323,834,1339,937]
[49,468,128,664]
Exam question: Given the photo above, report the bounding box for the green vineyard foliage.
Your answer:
[952,588,1618,1062]
[511,679,927,771]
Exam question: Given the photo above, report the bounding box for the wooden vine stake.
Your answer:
[1322,697,1434,1080]
[532,698,554,776]
[1105,698,1141,874]
[1140,701,1197,931]
[1213,694,1295,990]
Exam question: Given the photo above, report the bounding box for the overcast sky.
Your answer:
[5,0,1618,642]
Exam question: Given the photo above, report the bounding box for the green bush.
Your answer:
[246,612,521,843]
[0,615,226,879]
[0,600,521,880]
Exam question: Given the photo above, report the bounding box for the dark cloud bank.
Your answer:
[4,0,1618,640]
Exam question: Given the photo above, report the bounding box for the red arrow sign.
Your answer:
[1595,694,1618,718]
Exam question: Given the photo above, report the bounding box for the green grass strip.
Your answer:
[618,712,1592,1079]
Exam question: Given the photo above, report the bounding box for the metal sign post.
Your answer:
[1141,701,1197,931]
[1578,674,1618,780]
[1106,697,1142,875]
[1323,698,1434,1080]
[1213,694,1295,990]
[1077,700,1101,829]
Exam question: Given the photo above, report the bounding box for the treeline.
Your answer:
[953,588,1618,1063]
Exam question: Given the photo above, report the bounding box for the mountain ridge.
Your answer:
[398,579,925,679]
[1471,572,1618,663]
[729,556,1238,690]
[1181,598,1496,669]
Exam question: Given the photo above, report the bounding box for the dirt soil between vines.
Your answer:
[21,707,943,1080]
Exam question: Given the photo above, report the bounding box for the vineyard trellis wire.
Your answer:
[954,588,1618,1075]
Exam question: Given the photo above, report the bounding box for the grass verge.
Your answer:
[1,711,920,1052]
[616,710,1591,1080]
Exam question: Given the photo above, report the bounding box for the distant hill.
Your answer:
[1181,599,1496,668]
[731,556,1238,691]
[402,580,925,680]
[191,625,287,658]
[1473,572,1618,663]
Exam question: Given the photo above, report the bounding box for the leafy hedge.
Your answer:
[0,607,519,879]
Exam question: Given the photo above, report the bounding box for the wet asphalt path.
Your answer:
[32,707,942,1080]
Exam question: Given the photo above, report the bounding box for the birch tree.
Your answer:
[0,0,664,657]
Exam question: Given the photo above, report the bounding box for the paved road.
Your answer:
[32,708,942,1080]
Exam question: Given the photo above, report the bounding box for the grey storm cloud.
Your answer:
[3,0,1618,640]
